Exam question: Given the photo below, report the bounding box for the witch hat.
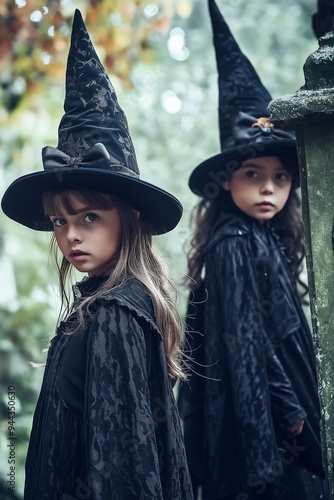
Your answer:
[189,0,298,197]
[1,10,182,234]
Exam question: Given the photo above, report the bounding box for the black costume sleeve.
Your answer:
[266,352,307,431]
[208,235,306,440]
[84,303,164,499]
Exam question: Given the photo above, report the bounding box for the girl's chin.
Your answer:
[246,212,276,223]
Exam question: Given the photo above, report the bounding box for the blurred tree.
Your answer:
[0,0,318,497]
[0,0,177,110]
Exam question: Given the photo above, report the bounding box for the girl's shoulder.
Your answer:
[93,279,160,334]
[205,211,252,253]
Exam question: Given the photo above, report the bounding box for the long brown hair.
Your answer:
[43,188,187,381]
[185,156,308,297]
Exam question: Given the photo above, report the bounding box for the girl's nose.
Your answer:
[67,225,82,242]
[260,178,274,194]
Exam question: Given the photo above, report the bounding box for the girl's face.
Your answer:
[223,156,292,222]
[49,192,122,276]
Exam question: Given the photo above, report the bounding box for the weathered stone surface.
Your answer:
[269,29,334,499]
[268,32,334,127]
[268,89,334,125]
[304,32,334,90]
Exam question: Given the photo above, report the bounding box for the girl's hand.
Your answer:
[287,419,304,437]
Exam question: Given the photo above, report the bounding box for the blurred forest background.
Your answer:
[0,0,326,497]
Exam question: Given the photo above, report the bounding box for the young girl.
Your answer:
[178,2,325,499]
[1,10,194,500]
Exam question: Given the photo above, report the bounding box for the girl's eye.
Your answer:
[83,213,99,223]
[276,172,290,181]
[245,170,258,178]
[52,218,66,227]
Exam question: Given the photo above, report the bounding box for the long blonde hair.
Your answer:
[43,187,186,381]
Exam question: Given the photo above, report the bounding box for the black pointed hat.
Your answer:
[1,10,182,234]
[189,0,298,197]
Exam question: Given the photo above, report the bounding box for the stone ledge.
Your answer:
[268,88,334,126]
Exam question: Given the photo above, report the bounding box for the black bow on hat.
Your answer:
[1,10,182,234]
[42,143,137,177]
[189,0,299,197]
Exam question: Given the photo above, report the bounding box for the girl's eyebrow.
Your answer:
[48,213,64,218]
[241,164,262,170]
[48,206,93,217]
[71,206,92,214]
[241,164,288,171]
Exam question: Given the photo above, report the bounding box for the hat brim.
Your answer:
[1,168,182,235]
[189,140,299,197]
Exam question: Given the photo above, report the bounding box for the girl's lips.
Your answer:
[257,202,274,207]
[70,250,85,255]
[70,250,88,261]
[257,202,274,212]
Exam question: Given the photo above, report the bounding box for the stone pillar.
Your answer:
[269,32,334,497]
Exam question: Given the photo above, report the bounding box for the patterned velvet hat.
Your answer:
[1,10,182,234]
[189,0,299,198]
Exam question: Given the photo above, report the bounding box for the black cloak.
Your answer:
[25,277,194,500]
[178,210,324,499]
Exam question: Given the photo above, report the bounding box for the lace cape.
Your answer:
[178,211,323,497]
[25,278,194,499]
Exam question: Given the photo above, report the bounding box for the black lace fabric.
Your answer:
[178,210,324,498]
[24,278,194,499]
